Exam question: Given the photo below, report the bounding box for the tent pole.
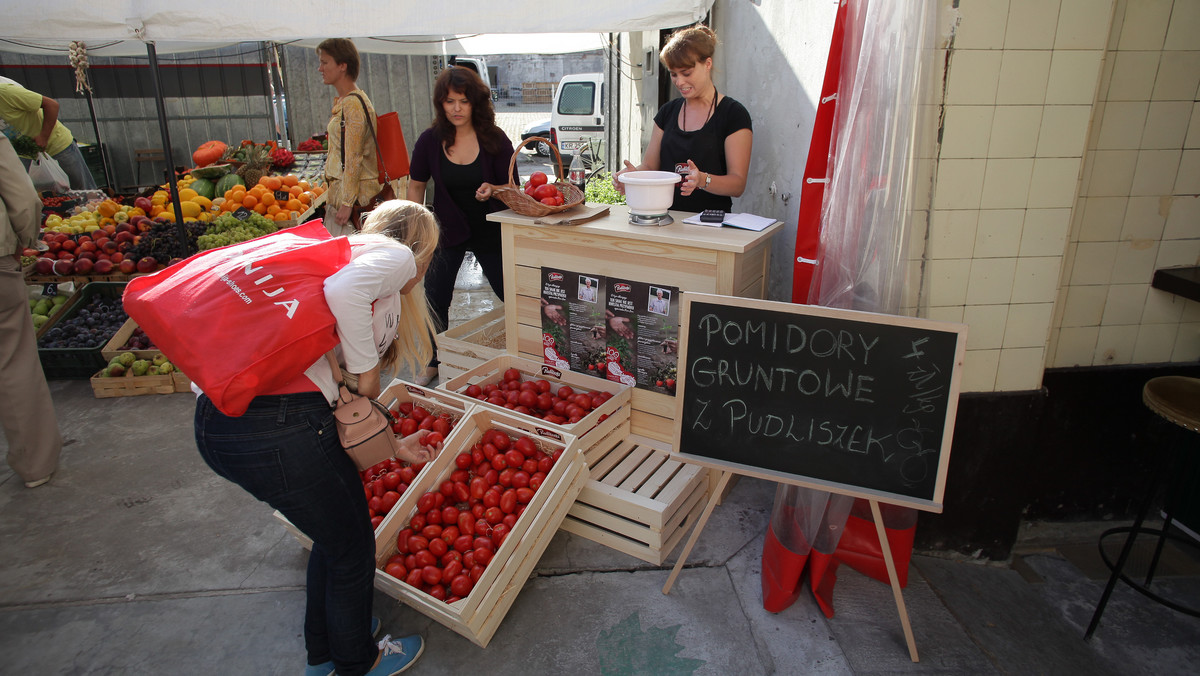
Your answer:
[145,42,189,250]
[82,85,113,191]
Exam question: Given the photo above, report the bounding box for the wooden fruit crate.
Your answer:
[172,371,192,393]
[89,368,177,398]
[274,379,477,550]
[439,354,631,456]
[101,318,162,362]
[373,407,586,647]
[435,306,506,382]
[560,433,710,565]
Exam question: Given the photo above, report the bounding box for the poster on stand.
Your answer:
[539,267,609,378]
[604,278,680,394]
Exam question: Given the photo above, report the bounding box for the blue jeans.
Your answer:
[194,393,377,675]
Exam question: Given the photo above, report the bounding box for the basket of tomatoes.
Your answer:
[491,137,585,217]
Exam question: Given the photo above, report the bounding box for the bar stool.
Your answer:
[1085,376,1200,639]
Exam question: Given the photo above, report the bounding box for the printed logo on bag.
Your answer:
[540,365,563,379]
[535,427,564,441]
[219,261,302,319]
[548,272,563,281]
[614,283,632,293]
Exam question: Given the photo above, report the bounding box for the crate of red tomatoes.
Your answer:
[439,354,631,458]
[273,380,476,550]
[373,406,588,647]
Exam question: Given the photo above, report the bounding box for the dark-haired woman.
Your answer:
[407,66,516,385]
[318,38,382,236]
[614,25,753,213]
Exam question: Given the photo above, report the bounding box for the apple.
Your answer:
[34,258,55,275]
[136,256,157,273]
[93,259,114,274]
[134,196,152,212]
[73,258,94,275]
[52,259,73,276]
[118,259,136,274]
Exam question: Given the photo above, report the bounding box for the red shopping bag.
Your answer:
[123,220,352,416]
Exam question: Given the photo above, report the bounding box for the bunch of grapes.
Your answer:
[197,213,279,250]
[125,221,204,263]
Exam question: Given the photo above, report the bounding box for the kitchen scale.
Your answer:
[629,212,674,226]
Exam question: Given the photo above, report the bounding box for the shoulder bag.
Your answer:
[325,350,403,470]
[341,93,395,229]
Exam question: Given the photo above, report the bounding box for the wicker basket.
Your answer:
[491,137,585,217]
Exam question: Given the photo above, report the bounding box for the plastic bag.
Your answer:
[28,152,70,193]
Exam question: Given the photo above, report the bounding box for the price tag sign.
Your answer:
[42,283,58,296]
[274,190,290,202]
[233,206,252,221]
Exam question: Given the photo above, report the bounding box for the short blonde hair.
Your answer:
[660,24,719,71]
[356,200,441,375]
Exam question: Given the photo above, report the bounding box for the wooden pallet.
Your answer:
[439,354,631,457]
[373,407,586,647]
[89,368,176,398]
[559,433,709,564]
[435,306,506,382]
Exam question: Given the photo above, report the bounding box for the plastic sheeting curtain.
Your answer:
[767,0,937,604]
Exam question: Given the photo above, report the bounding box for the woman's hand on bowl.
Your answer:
[612,160,638,195]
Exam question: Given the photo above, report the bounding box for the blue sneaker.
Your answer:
[366,634,424,675]
[303,617,383,676]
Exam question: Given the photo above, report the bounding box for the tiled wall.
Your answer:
[924,0,1114,391]
[1049,0,1200,368]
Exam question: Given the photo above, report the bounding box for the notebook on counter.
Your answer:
[682,212,777,231]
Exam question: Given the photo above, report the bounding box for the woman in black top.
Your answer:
[408,67,516,385]
[614,25,753,213]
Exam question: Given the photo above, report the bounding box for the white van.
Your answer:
[550,73,604,161]
[448,56,496,100]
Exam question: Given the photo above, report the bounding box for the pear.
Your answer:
[131,360,151,377]
[106,363,126,378]
[152,353,169,367]
[115,352,136,368]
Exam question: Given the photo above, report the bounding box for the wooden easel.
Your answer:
[662,470,920,663]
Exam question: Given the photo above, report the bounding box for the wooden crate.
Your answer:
[89,368,176,398]
[101,318,162,362]
[172,371,192,393]
[438,354,630,456]
[560,433,710,565]
[274,379,478,550]
[435,306,506,382]
[373,407,586,647]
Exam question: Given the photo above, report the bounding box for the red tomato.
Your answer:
[417,492,438,513]
[421,524,442,540]
[557,386,574,399]
[512,471,531,489]
[399,418,418,436]
[517,390,538,408]
[421,565,442,585]
[470,564,486,582]
[502,450,523,468]
[503,513,519,529]
[384,562,406,579]
[475,518,491,536]
[381,491,401,513]
[443,559,463,582]
[474,547,494,565]
[371,515,384,529]
[450,574,474,597]
[492,433,511,451]
[484,469,499,485]
[426,508,442,525]
[515,437,537,457]
[537,456,554,474]
[396,528,413,554]
[521,459,539,475]
[458,513,474,536]
[483,489,501,508]
[453,481,471,503]
[471,504,485,520]
[491,454,508,471]
[405,569,424,588]
[552,400,569,417]
[516,487,536,503]
[529,171,548,188]
[482,443,498,461]
[484,506,504,524]
[463,551,476,568]
[454,453,472,470]
[409,514,426,531]
[529,473,545,490]
[454,535,474,553]
[408,535,430,553]
[500,489,518,514]
[498,468,515,487]
[428,584,447,601]
[536,393,554,411]
[539,197,557,205]
[411,406,430,421]
[503,368,521,382]
[432,418,452,437]
[363,485,372,501]
[381,472,402,491]
[533,184,558,200]
[418,416,436,431]
[442,505,460,524]
[551,449,563,465]
[399,466,417,484]
[492,523,510,541]
[449,469,470,484]
[398,402,415,415]
[470,477,488,500]
[428,537,449,557]
[368,496,383,513]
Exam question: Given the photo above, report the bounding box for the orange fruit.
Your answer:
[298,180,311,191]
[267,205,281,216]
[260,192,276,207]
[261,176,283,191]
[253,202,267,214]
[286,198,303,211]
[289,185,302,197]
[281,174,299,187]
[274,211,291,222]
[242,194,258,208]
[297,192,312,205]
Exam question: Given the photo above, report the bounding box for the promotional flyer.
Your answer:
[540,267,608,378]
[604,278,680,394]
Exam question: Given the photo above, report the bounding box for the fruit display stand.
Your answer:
[560,433,710,564]
[89,368,177,398]
[439,354,631,457]
[434,306,506,381]
[37,282,127,379]
[101,318,160,362]
[273,379,477,551]
[29,282,81,341]
[373,407,588,647]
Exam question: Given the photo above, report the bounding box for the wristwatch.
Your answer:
[704,173,712,190]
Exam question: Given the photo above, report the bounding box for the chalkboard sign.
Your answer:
[232,206,252,221]
[673,294,967,512]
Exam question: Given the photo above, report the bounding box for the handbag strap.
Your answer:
[340,92,393,183]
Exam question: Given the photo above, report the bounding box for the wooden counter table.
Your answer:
[488,204,784,444]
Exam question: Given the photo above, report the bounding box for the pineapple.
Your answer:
[236,143,272,187]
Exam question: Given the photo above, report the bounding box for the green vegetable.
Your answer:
[585,172,626,205]
[10,134,40,159]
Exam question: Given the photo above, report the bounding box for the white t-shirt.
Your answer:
[303,234,418,403]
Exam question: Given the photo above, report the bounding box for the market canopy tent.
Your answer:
[1,0,713,47]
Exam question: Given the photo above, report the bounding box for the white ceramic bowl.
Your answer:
[619,171,681,217]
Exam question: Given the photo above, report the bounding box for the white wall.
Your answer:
[713,0,841,301]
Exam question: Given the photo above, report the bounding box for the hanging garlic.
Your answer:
[68,41,91,95]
